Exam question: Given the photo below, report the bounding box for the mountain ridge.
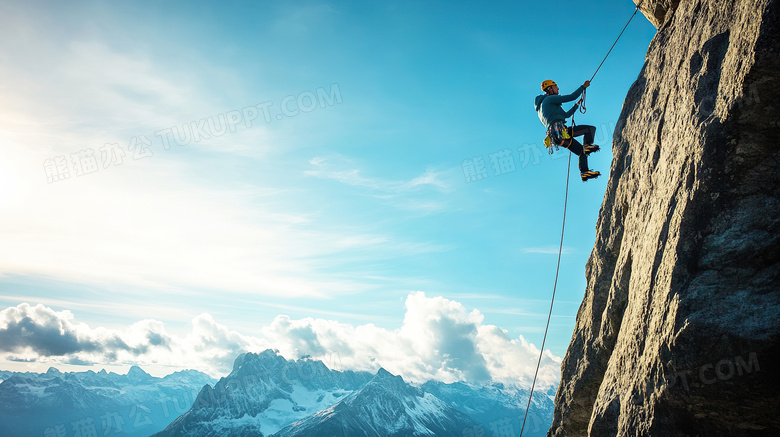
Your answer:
[0,365,215,437]
[272,367,475,437]
[153,350,555,437]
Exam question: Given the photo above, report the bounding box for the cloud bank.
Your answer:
[0,293,561,388]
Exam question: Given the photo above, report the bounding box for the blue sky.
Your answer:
[0,0,655,383]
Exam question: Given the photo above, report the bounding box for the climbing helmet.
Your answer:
[541,79,557,91]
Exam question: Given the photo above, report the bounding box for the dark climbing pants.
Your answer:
[562,125,597,173]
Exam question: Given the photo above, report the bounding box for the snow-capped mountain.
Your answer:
[154,349,375,437]
[274,368,476,437]
[0,366,214,437]
[0,370,13,383]
[422,381,555,437]
[155,350,557,437]
[2,351,558,437]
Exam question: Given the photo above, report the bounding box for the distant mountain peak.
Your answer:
[127,365,151,380]
[272,367,476,437]
[259,348,281,358]
[231,349,286,374]
[150,354,557,437]
[0,366,216,437]
[367,367,411,391]
[375,367,392,377]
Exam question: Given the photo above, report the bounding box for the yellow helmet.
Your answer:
[541,79,557,91]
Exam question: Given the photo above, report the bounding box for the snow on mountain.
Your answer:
[274,368,476,437]
[154,350,558,436]
[0,350,559,437]
[0,366,215,437]
[0,370,13,383]
[154,349,374,437]
[422,381,555,437]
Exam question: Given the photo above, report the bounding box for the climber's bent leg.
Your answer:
[562,138,589,173]
[570,124,597,145]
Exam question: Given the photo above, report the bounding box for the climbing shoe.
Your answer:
[584,144,600,155]
[581,170,601,182]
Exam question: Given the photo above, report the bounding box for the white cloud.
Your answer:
[0,156,327,297]
[0,303,264,377]
[0,12,352,297]
[305,156,450,193]
[0,293,562,388]
[0,139,449,298]
[0,5,455,303]
[403,168,449,190]
[304,156,455,215]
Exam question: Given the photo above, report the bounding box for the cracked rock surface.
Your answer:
[549,0,780,435]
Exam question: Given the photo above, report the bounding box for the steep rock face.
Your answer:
[636,0,681,29]
[550,0,779,436]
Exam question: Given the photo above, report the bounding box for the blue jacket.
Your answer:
[534,85,584,129]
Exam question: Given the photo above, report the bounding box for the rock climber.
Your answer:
[534,79,601,181]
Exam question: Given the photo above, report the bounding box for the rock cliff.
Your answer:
[549,0,780,435]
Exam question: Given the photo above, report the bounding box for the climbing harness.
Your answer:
[544,120,571,154]
[519,3,645,436]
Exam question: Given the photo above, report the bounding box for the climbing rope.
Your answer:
[518,152,571,437]
[589,0,645,83]
[518,4,645,436]
[578,88,587,114]
[575,0,645,116]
